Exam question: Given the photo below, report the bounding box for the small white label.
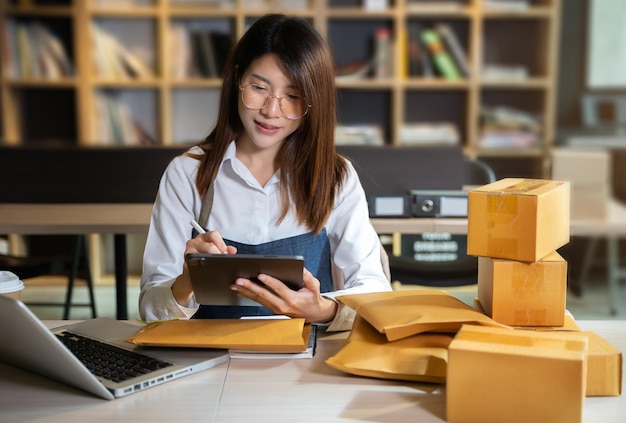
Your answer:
[440,197,468,217]
[364,0,388,10]
[375,197,405,216]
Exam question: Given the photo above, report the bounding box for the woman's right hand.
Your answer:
[171,230,237,306]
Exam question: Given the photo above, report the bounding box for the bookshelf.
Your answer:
[1,0,561,282]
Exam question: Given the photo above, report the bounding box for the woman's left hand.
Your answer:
[231,268,337,323]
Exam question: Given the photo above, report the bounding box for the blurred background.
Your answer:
[0,0,624,321]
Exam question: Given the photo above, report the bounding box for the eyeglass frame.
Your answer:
[238,83,311,120]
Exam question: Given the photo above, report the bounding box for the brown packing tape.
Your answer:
[337,290,508,342]
[126,318,309,352]
[325,315,452,383]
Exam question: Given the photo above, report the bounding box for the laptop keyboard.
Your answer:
[56,331,173,383]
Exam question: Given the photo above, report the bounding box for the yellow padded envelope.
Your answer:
[337,290,507,342]
[126,318,310,352]
[326,315,452,383]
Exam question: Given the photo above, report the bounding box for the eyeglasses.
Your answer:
[239,84,310,120]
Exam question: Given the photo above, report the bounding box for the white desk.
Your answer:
[0,320,623,423]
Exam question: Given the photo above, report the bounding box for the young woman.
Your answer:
[139,14,391,329]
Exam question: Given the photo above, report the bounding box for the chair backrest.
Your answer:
[337,145,466,195]
[463,157,496,188]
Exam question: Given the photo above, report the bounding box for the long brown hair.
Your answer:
[189,14,347,233]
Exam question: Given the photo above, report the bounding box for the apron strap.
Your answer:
[198,181,215,229]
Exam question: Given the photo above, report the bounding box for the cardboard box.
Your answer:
[582,331,623,397]
[447,325,588,423]
[469,306,622,397]
[475,297,581,331]
[477,252,567,326]
[467,178,570,262]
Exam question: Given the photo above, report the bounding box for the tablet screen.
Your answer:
[185,254,305,306]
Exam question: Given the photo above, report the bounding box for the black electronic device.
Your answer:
[185,254,305,305]
[410,190,468,218]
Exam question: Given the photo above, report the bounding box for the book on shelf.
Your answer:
[169,23,194,78]
[481,105,541,132]
[482,63,528,80]
[478,130,539,149]
[406,1,465,12]
[399,122,460,145]
[335,125,384,145]
[92,23,152,79]
[363,0,389,10]
[2,19,18,77]
[169,0,235,6]
[436,23,469,77]
[16,23,32,78]
[373,27,392,79]
[479,105,541,148]
[482,0,530,11]
[191,31,218,78]
[420,28,461,79]
[95,91,155,146]
[190,30,232,78]
[4,20,73,79]
[407,21,435,77]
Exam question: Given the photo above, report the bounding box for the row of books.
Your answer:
[336,104,540,148]
[406,21,469,79]
[92,23,153,79]
[478,105,541,148]
[404,0,530,11]
[169,23,232,79]
[335,27,393,80]
[335,123,460,146]
[94,91,156,146]
[2,20,73,79]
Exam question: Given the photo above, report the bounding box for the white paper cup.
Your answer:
[0,271,25,301]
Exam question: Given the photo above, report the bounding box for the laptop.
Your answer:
[0,295,229,400]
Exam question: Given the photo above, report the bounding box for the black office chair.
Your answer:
[0,235,96,319]
[389,157,496,288]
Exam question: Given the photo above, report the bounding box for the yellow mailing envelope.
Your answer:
[337,290,508,341]
[326,315,452,383]
[127,318,310,352]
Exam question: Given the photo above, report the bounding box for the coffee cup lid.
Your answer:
[0,271,25,294]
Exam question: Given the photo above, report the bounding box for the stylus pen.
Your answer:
[190,219,206,234]
[191,220,229,254]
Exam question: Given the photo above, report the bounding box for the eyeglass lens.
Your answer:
[241,85,307,119]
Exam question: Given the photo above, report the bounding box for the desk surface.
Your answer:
[0,320,623,423]
[0,203,153,235]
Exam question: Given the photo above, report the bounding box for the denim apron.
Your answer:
[191,181,333,319]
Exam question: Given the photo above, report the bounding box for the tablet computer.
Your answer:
[185,253,305,306]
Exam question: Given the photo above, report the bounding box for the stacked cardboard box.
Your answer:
[467,178,570,327]
[446,178,621,423]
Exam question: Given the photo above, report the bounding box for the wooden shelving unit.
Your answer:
[0,0,561,282]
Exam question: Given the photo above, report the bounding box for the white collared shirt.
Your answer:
[139,142,391,326]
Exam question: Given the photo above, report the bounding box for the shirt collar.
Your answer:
[222,141,281,188]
